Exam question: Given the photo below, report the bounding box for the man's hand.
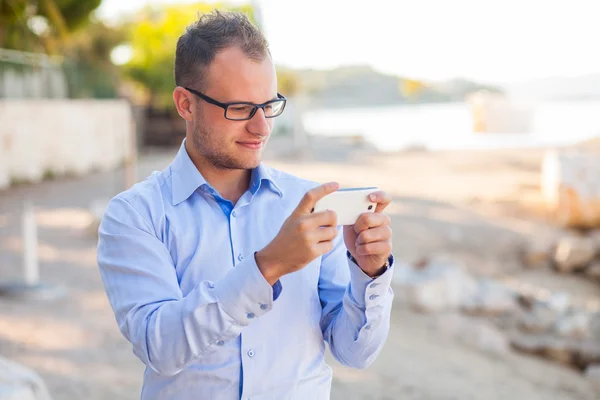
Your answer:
[256,182,340,285]
[343,191,392,277]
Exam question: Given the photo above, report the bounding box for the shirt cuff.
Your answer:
[213,254,277,326]
[348,253,395,308]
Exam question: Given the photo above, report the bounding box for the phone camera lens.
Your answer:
[368,205,373,210]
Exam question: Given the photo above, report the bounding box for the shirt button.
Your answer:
[247,350,255,358]
[369,283,379,289]
[238,254,244,261]
[364,324,372,330]
[232,210,237,218]
[369,294,379,301]
[217,340,225,346]
[260,304,268,311]
[247,312,255,319]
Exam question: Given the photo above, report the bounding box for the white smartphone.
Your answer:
[311,187,379,226]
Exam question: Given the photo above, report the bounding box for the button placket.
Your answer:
[229,209,239,267]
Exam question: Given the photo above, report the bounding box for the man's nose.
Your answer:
[246,108,271,136]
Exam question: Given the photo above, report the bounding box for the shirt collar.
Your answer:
[171,139,283,206]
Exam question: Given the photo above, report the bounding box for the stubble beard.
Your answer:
[191,120,263,171]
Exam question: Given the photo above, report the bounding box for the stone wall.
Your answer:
[0,100,133,189]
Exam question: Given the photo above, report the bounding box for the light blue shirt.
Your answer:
[97,139,394,400]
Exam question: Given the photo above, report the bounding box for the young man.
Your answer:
[97,10,394,400]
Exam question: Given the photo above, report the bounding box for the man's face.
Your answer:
[190,46,278,170]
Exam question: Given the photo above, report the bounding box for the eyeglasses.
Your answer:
[184,87,287,121]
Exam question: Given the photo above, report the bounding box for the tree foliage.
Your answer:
[123,2,257,109]
[0,0,102,52]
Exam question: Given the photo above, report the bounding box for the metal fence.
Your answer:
[0,48,68,99]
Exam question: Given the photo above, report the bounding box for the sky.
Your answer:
[96,0,600,84]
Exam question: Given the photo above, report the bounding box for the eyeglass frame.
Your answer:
[183,87,287,121]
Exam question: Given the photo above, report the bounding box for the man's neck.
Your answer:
[185,142,251,205]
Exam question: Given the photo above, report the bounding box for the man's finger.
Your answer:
[311,225,339,243]
[308,210,338,228]
[353,212,390,234]
[295,182,339,215]
[355,241,392,257]
[356,226,392,246]
[368,190,392,213]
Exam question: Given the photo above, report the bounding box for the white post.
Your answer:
[22,200,39,286]
[292,95,308,158]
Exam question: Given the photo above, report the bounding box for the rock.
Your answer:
[509,333,573,365]
[509,332,600,369]
[590,230,600,252]
[585,364,600,380]
[554,311,592,339]
[541,150,600,229]
[584,262,600,280]
[517,297,562,333]
[577,342,600,369]
[518,309,555,334]
[509,333,571,364]
[553,235,596,273]
[435,313,510,355]
[545,291,571,314]
[520,238,555,269]
[462,278,519,316]
[392,260,478,313]
[589,312,600,339]
[0,357,52,400]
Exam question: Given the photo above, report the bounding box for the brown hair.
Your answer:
[174,10,270,90]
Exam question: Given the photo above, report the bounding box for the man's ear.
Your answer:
[173,87,194,121]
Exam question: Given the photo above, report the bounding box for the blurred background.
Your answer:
[1,1,600,399]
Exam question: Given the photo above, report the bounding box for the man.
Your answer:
[97,10,394,400]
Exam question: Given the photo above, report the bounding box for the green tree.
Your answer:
[123,2,257,109]
[0,0,102,52]
[62,20,126,98]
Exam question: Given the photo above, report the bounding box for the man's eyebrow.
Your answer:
[228,95,279,104]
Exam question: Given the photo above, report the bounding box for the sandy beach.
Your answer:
[1,139,599,399]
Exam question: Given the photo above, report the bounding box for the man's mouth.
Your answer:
[237,141,263,150]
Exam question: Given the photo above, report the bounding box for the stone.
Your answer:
[392,260,479,313]
[590,230,600,252]
[520,238,555,269]
[462,278,519,316]
[553,235,596,273]
[0,358,52,400]
[554,311,592,339]
[435,313,510,355]
[577,343,600,369]
[545,291,571,314]
[518,309,555,334]
[541,150,600,229]
[585,364,600,379]
[509,332,600,369]
[584,262,600,280]
[509,333,573,365]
